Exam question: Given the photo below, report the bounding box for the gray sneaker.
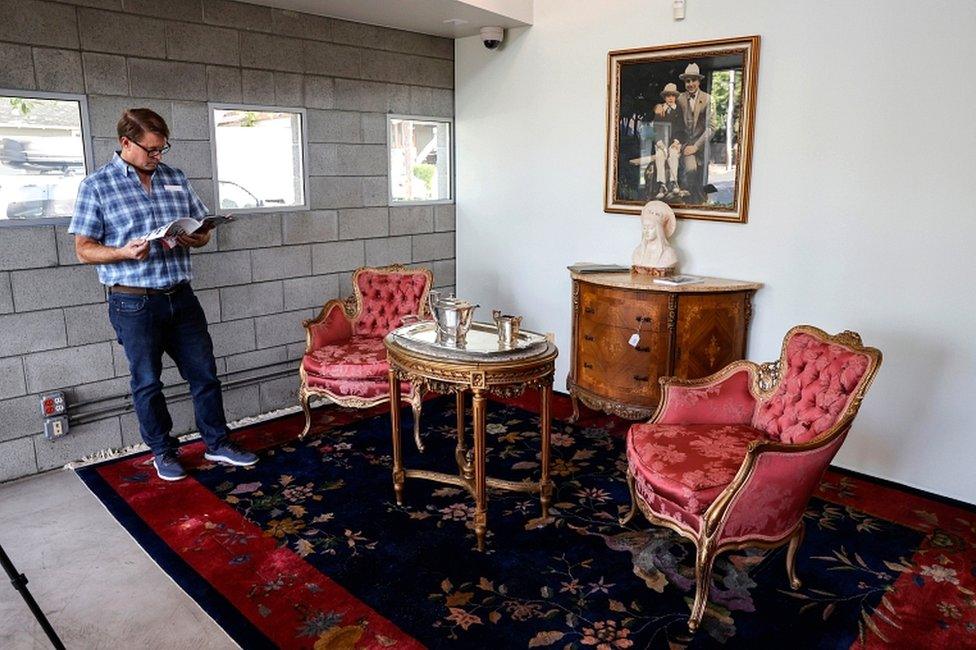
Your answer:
[204,442,258,467]
[153,451,187,481]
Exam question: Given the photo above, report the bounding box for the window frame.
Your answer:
[386,113,454,206]
[0,88,95,228]
[208,102,310,215]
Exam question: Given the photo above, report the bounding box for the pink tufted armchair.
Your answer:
[620,325,882,633]
[299,265,433,448]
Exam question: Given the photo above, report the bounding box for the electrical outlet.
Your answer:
[40,391,67,417]
[44,416,69,441]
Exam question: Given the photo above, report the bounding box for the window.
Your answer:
[388,115,452,204]
[0,91,92,225]
[210,105,307,212]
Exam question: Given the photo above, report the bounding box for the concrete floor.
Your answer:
[0,469,235,649]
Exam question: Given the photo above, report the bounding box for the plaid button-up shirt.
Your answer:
[68,153,209,289]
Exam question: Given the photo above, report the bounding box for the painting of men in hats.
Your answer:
[606,36,760,223]
[674,63,712,203]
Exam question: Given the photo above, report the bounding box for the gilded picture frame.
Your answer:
[605,35,760,223]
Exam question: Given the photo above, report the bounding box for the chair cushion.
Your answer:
[303,336,388,380]
[304,375,411,401]
[627,423,766,515]
[754,332,870,444]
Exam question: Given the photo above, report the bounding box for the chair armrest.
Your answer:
[704,430,849,542]
[303,299,354,353]
[654,361,759,425]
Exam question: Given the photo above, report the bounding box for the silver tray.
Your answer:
[387,321,549,361]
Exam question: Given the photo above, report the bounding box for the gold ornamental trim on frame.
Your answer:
[605,35,761,223]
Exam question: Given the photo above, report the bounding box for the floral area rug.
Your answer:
[76,393,976,649]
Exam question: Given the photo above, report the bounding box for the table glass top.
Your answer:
[387,321,550,361]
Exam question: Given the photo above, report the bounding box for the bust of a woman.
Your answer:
[632,200,678,276]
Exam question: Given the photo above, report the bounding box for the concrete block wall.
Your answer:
[0,0,456,482]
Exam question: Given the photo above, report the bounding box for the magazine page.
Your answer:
[201,214,234,229]
[143,215,232,250]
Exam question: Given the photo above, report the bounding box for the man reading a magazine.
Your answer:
[68,108,257,481]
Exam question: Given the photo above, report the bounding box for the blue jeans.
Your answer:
[108,284,228,456]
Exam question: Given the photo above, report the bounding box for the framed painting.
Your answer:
[605,35,760,223]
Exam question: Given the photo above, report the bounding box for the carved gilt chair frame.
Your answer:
[620,324,882,632]
[298,264,434,451]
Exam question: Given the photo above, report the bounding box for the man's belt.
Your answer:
[109,283,188,296]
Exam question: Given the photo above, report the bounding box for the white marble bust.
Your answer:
[632,200,678,276]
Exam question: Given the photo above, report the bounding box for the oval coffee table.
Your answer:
[385,321,558,551]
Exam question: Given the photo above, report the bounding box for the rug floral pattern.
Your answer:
[178,397,944,649]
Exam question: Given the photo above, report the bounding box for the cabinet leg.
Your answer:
[569,393,581,423]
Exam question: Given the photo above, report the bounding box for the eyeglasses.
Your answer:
[129,139,171,157]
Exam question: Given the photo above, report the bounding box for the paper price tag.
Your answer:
[628,332,640,347]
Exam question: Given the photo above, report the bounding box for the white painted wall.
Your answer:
[455,0,976,503]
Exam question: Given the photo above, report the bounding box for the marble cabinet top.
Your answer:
[569,271,762,292]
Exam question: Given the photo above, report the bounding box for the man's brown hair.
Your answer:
[117,108,170,141]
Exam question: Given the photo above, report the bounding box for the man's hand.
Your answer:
[177,230,211,248]
[683,144,698,156]
[120,238,150,260]
[653,103,666,118]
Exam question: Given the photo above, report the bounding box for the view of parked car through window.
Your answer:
[0,96,88,221]
[212,108,305,211]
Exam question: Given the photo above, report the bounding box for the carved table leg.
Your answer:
[454,389,473,479]
[540,382,553,519]
[472,388,488,552]
[389,369,404,506]
[410,383,425,453]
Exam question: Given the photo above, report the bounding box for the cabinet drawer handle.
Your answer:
[584,306,595,314]
[633,374,649,382]
[583,362,593,370]
[635,345,649,353]
[583,334,594,341]
[635,316,653,324]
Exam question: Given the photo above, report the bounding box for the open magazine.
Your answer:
[144,215,233,250]
[652,274,705,286]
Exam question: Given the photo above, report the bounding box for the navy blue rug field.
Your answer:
[78,395,937,648]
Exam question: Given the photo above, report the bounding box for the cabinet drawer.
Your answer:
[576,325,669,403]
[579,282,668,331]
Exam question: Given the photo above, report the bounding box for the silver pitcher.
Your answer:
[492,310,523,347]
[428,290,478,347]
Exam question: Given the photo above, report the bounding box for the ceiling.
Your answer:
[237,0,533,38]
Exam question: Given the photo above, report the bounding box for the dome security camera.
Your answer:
[480,26,504,50]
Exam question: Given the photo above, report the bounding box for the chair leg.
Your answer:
[410,386,424,453]
[299,387,312,439]
[688,539,717,633]
[619,470,639,525]
[786,523,805,590]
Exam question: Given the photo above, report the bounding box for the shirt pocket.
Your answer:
[104,204,149,245]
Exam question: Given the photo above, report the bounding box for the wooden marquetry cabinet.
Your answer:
[568,271,762,420]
